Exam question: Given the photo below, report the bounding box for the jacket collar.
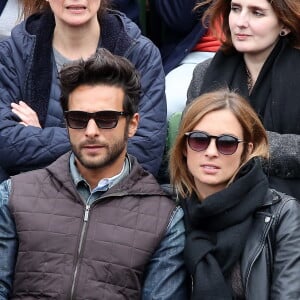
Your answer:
[45,152,167,199]
[260,188,281,208]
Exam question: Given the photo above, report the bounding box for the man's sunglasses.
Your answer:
[64,110,128,129]
[185,131,245,155]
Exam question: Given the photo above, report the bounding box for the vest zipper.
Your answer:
[70,204,91,299]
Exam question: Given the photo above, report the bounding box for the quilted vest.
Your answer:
[9,153,175,299]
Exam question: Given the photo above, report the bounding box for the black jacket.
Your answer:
[240,189,300,299]
[181,159,300,299]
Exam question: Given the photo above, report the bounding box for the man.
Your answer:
[0,49,186,299]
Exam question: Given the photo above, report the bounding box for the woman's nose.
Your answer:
[236,11,249,27]
[204,138,219,157]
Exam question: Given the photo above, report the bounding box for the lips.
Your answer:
[66,5,87,11]
[200,164,220,175]
[235,33,251,40]
[83,144,104,149]
[201,164,220,169]
[81,141,105,149]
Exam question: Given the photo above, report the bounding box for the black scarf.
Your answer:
[182,158,269,299]
[200,38,300,134]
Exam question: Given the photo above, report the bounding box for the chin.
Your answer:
[234,45,255,54]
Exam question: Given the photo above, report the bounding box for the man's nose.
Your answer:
[85,118,100,137]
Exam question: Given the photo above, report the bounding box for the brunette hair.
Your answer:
[22,0,109,18]
[169,89,269,198]
[60,48,141,117]
[195,0,300,53]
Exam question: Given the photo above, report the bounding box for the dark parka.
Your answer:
[0,9,166,181]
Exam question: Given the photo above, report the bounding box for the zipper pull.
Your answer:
[84,204,90,222]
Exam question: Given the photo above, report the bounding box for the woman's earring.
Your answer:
[280,30,286,37]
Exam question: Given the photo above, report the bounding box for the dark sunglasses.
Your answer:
[64,110,128,129]
[185,131,245,155]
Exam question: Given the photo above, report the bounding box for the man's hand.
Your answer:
[11,101,41,128]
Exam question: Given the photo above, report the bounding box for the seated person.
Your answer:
[0,48,186,299]
[170,89,300,299]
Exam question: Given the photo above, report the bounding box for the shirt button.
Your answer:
[265,216,271,223]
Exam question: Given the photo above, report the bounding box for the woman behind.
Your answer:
[0,0,166,181]
[186,0,300,199]
[170,89,300,299]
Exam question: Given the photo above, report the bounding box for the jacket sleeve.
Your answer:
[126,36,167,176]
[0,41,71,176]
[266,131,300,178]
[271,197,300,299]
[0,179,16,299]
[142,206,187,299]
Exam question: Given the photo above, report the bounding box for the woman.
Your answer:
[186,0,300,199]
[0,0,166,181]
[170,89,300,299]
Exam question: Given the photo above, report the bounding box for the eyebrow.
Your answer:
[231,1,269,12]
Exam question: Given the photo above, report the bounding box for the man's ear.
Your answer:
[128,113,139,138]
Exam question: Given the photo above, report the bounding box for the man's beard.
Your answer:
[72,132,128,170]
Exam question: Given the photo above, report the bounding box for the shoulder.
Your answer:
[270,190,300,221]
[125,155,173,197]
[104,10,160,62]
[187,57,212,103]
[268,189,299,211]
[111,10,158,50]
[193,57,212,77]
[106,9,141,40]
[261,189,300,237]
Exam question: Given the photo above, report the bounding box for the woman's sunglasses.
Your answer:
[185,131,245,155]
[64,110,128,129]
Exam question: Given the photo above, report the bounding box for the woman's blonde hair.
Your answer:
[169,88,269,198]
